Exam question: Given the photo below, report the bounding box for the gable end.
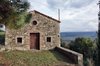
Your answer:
[34,10,61,23]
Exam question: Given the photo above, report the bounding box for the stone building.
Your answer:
[5,10,60,50]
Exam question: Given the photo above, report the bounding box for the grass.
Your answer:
[0,50,72,66]
[0,31,5,37]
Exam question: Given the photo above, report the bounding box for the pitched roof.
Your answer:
[30,10,60,23]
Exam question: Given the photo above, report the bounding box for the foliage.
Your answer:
[0,0,30,29]
[61,39,70,48]
[97,30,100,66]
[69,37,96,66]
[6,12,32,29]
[69,38,95,58]
[93,47,98,66]
[25,13,32,23]
[61,39,65,47]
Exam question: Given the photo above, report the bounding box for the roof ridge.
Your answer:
[33,10,60,23]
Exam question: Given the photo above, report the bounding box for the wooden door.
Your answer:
[30,33,40,50]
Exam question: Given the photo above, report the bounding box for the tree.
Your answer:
[69,38,96,66]
[97,30,100,66]
[98,1,100,65]
[0,0,30,29]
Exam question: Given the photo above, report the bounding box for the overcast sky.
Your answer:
[28,0,98,32]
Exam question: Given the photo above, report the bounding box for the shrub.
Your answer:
[69,37,96,66]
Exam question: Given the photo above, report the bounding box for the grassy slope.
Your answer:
[0,31,5,37]
[0,50,72,66]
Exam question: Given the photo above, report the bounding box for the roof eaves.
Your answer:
[34,10,61,23]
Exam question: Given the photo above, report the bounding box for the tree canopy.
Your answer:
[0,0,30,29]
[69,38,97,66]
[69,38,95,58]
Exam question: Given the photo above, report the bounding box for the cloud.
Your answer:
[47,0,94,10]
[28,0,98,32]
[60,0,98,32]
[64,0,94,9]
[47,0,67,9]
[60,19,98,32]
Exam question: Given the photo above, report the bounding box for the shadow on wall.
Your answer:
[49,49,76,65]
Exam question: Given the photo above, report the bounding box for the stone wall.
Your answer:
[56,47,83,66]
[5,10,60,50]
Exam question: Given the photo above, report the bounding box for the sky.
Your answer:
[28,0,99,32]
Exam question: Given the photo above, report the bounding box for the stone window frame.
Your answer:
[46,36,52,43]
[16,36,24,45]
[32,20,38,25]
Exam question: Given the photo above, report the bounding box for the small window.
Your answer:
[47,37,51,42]
[17,37,22,43]
[32,21,37,25]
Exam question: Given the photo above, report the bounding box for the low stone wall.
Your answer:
[56,47,83,66]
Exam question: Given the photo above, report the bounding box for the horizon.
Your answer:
[60,31,97,33]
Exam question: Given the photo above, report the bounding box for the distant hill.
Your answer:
[60,31,97,41]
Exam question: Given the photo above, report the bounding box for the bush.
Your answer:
[61,39,69,48]
[69,37,96,66]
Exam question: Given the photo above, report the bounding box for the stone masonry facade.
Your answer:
[5,10,60,50]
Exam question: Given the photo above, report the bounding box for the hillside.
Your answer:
[60,32,97,41]
[0,50,75,66]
